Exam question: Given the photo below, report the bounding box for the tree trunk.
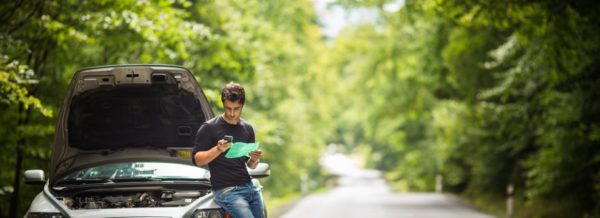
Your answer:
[9,103,29,218]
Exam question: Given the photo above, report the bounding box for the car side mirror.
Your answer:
[24,169,45,185]
[248,163,270,179]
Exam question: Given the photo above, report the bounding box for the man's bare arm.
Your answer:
[194,139,230,166]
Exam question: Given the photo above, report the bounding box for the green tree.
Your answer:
[327,0,600,216]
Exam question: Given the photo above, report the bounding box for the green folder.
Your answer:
[225,142,260,159]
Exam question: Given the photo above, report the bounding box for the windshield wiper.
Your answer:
[110,177,162,182]
[55,178,111,185]
[110,177,210,182]
[154,177,210,182]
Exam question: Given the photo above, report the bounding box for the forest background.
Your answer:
[1,0,599,217]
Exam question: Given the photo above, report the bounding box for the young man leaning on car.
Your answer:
[192,82,264,218]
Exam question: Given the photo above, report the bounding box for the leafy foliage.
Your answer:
[1,0,599,217]
[328,0,600,216]
[0,0,326,216]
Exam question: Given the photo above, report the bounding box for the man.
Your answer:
[192,82,264,218]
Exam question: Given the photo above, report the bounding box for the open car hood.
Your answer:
[49,65,214,185]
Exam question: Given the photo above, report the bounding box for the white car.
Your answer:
[23,65,270,218]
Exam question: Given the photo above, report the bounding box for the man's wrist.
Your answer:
[216,145,225,153]
[249,158,259,164]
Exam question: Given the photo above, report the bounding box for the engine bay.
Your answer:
[57,190,210,209]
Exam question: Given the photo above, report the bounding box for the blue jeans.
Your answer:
[213,183,265,218]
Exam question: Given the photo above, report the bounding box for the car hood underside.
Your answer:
[49,65,214,185]
[68,85,203,149]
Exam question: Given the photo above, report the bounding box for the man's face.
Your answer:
[222,99,243,124]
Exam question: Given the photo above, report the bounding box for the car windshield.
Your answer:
[57,162,210,183]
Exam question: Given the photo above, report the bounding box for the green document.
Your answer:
[225,142,260,159]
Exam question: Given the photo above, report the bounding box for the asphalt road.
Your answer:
[279,168,495,218]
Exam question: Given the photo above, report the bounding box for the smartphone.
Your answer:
[224,135,233,143]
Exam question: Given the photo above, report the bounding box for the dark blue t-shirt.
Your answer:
[192,116,255,190]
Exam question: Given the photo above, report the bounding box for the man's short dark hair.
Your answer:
[221,82,245,104]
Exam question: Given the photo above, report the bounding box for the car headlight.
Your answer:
[27,212,65,218]
[191,209,227,218]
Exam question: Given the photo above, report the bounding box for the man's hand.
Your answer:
[249,149,262,161]
[247,149,262,168]
[216,139,231,152]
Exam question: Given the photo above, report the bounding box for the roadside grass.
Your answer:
[265,193,302,218]
[263,180,335,218]
[264,183,333,217]
[384,179,583,218]
[461,192,587,218]
[460,193,507,217]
